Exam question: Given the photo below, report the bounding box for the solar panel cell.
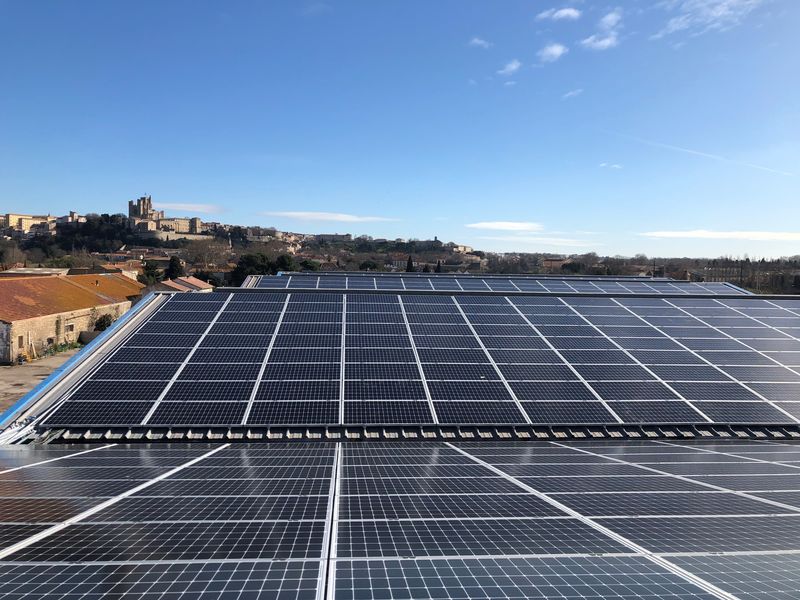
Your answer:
[522,401,618,424]
[247,401,339,425]
[147,402,248,425]
[434,401,526,424]
[344,401,434,424]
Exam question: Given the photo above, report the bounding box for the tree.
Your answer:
[299,259,320,271]
[230,253,274,286]
[435,260,442,273]
[359,260,379,271]
[561,261,582,274]
[138,261,163,285]
[194,270,224,287]
[422,264,431,273]
[405,255,415,272]
[0,241,25,268]
[274,254,298,273]
[94,314,114,332]
[229,253,299,286]
[165,256,185,280]
[184,240,229,268]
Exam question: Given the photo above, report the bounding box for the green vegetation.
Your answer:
[164,256,185,280]
[230,253,317,286]
[93,314,115,332]
[194,270,224,287]
[137,261,164,285]
[41,341,82,357]
[358,260,380,271]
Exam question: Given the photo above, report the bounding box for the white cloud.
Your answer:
[653,0,765,39]
[640,230,800,242]
[154,202,224,214]
[264,211,398,223]
[468,37,492,49]
[536,7,582,21]
[562,88,583,99]
[504,81,517,87]
[582,8,622,50]
[599,162,623,169]
[496,59,521,76]
[599,8,623,30]
[581,33,619,50]
[477,235,597,248]
[465,221,544,232]
[538,43,569,63]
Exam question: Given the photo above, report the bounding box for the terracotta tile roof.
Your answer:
[157,279,192,292]
[67,274,145,303]
[0,276,132,323]
[175,276,214,290]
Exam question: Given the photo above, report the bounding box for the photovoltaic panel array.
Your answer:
[253,273,745,295]
[37,290,800,430]
[3,440,800,598]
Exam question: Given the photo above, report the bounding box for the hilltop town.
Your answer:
[2,195,800,295]
[1,195,498,279]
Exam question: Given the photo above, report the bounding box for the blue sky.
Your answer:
[1,0,798,258]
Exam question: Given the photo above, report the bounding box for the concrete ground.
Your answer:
[0,349,81,414]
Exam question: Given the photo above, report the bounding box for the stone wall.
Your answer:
[0,302,131,364]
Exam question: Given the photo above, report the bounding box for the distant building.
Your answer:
[387,254,417,270]
[173,276,214,292]
[144,276,213,294]
[541,257,570,271]
[0,274,144,364]
[445,242,474,254]
[128,195,165,221]
[127,196,210,241]
[56,211,86,226]
[0,268,70,278]
[2,213,56,236]
[315,233,352,243]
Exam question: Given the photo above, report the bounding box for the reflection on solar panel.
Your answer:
[252,273,747,294]
[19,289,800,432]
[2,441,800,598]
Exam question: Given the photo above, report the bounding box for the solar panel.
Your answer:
[253,273,749,295]
[20,289,797,430]
[5,273,800,596]
[3,441,800,597]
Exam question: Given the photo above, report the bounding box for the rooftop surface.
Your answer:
[0,275,143,323]
[1,274,799,598]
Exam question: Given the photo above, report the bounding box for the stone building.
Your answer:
[0,275,144,364]
[128,195,165,221]
[2,213,55,236]
[127,195,207,240]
